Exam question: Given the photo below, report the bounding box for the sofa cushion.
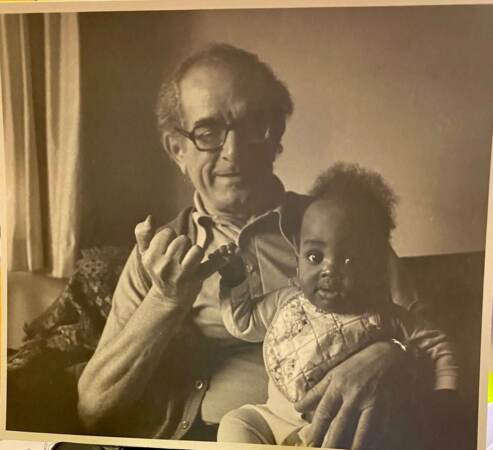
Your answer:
[7,247,130,433]
[6,248,485,445]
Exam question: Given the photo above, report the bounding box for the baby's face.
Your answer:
[297,197,387,314]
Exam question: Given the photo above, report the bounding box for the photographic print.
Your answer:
[1,2,492,450]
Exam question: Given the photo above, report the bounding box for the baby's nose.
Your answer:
[320,259,339,277]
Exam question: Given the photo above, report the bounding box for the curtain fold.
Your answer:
[1,13,81,277]
[44,14,81,277]
[1,14,44,272]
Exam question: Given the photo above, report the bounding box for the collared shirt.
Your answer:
[98,179,308,437]
[95,182,428,439]
[189,182,305,422]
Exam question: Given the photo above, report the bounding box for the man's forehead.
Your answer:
[178,63,267,124]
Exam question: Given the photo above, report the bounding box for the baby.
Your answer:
[211,163,458,447]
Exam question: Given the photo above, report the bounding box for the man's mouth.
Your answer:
[213,171,248,184]
[215,172,241,177]
[214,167,243,177]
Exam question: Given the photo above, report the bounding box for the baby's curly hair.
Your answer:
[309,162,398,240]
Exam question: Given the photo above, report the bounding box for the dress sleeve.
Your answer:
[388,247,459,390]
[219,280,290,343]
[394,306,459,391]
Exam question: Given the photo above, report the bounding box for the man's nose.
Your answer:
[220,129,242,164]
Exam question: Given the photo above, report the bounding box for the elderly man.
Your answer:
[78,44,429,448]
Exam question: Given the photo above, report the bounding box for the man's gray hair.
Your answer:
[156,43,294,155]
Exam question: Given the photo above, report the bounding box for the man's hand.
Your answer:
[134,216,208,308]
[134,216,239,308]
[295,341,409,449]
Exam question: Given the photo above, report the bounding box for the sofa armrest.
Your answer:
[7,272,67,349]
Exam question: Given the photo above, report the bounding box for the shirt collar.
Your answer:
[191,177,310,250]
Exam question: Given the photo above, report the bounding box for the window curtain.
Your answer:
[1,13,81,278]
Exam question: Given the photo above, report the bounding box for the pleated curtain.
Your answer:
[0,13,81,277]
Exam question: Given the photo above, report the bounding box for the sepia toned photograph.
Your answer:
[1,3,493,450]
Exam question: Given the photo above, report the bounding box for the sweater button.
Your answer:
[195,379,204,390]
[181,420,190,430]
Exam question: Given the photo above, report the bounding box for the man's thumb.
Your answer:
[135,215,154,254]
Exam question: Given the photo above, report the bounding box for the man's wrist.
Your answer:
[147,284,192,313]
[369,340,410,369]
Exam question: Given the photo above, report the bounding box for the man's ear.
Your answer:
[162,132,187,175]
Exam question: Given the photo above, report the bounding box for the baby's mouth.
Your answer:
[316,284,343,300]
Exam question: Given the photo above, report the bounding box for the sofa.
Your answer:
[6,248,485,449]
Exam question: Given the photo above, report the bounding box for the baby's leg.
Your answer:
[218,405,275,444]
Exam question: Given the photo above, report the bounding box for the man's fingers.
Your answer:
[181,245,204,274]
[135,215,154,254]
[320,403,359,449]
[164,235,191,263]
[351,406,381,450]
[308,389,342,446]
[145,227,177,264]
[295,372,333,413]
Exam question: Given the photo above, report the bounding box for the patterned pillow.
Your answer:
[8,246,130,380]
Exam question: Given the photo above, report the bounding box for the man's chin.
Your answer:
[211,190,257,215]
[205,175,278,215]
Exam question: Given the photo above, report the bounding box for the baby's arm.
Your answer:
[397,308,458,392]
[395,306,463,448]
[209,244,284,343]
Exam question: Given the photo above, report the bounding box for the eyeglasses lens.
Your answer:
[193,124,225,151]
[192,120,270,151]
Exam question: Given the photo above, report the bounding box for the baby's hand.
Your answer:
[208,243,246,287]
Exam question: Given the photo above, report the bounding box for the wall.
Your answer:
[79,6,493,256]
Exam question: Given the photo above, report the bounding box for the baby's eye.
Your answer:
[306,251,323,265]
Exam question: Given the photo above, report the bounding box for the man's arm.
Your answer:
[296,341,408,449]
[294,248,432,450]
[77,223,206,432]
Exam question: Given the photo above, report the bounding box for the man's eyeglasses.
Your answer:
[175,119,273,152]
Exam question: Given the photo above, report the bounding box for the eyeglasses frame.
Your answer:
[174,119,274,153]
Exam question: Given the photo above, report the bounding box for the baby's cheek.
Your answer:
[342,278,357,295]
[299,273,317,296]
[351,268,381,298]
